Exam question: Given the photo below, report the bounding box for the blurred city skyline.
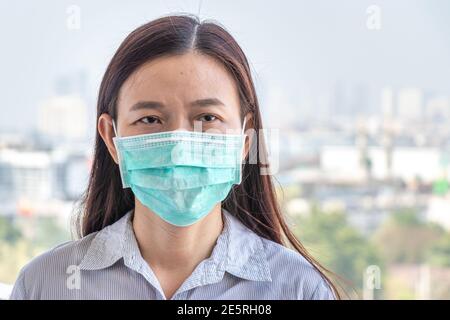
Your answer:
[1,0,450,133]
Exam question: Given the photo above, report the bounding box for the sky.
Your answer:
[0,0,449,132]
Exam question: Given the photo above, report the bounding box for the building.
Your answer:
[0,144,91,217]
[37,95,88,143]
[320,145,445,184]
[397,88,423,121]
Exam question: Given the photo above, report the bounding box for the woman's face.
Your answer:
[99,51,245,163]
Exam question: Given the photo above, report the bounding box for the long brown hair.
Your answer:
[75,13,341,298]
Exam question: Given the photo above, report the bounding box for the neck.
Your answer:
[132,201,224,272]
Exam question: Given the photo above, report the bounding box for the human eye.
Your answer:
[197,114,218,122]
[137,116,162,125]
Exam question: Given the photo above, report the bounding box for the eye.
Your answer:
[138,116,161,125]
[198,114,217,122]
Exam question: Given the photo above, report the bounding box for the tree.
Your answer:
[373,210,445,264]
[0,216,21,244]
[291,206,382,298]
[427,232,450,267]
[0,215,70,284]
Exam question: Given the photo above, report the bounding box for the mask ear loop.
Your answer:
[238,115,248,184]
[112,119,119,137]
[111,119,128,188]
[241,115,247,136]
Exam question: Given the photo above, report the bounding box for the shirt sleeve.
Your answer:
[9,268,27,300]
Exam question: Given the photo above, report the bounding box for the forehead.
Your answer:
[118,52,239,106]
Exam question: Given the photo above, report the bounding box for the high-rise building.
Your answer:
[425,96,450,121]
[0,149,52,203]
[397,88,423,121]
[37,95,88,142]
[0,144,91,216]
[381,87,394,119]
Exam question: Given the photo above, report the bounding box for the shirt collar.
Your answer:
[78,208,272,283]
[220,209,272,282]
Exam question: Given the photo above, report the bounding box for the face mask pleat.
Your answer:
[131,181,235,227]
[125,166,240,190]
[120,140,243,170]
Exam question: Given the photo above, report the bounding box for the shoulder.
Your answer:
[9,233,97,300]
[259,236,336,300]
[223,210,336,300]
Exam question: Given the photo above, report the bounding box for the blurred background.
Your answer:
[1,0,450,299]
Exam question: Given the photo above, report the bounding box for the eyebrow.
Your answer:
[190,98,225,108]
[129,98,225,111]
[130,101,164,111]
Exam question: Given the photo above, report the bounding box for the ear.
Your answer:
[98,113,119,164]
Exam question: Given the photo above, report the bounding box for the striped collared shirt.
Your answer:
[10,209,335,300]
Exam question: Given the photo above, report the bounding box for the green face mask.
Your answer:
[112,118,246,227]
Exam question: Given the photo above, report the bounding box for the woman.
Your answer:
[11,14,338,300]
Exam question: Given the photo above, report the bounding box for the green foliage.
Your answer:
[0,215,70,284]
[27,217,70,249]
[390,209,422,226]
[427,233,450,267]
[0,216,22,244]
[292,206,383,296]
[373,209,445,264]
